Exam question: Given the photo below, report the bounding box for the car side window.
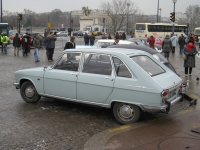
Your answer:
[54,53,81,71]
[113,57,132,78]
[83,53,112,75]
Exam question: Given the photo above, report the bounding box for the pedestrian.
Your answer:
[90,34,95,46]
[122,32,126,40]
[184,39,197,76]
[178,34,186,54]
[147,35,155,49]
[162,35,172,61]
[119,32,123,40]
[22,33,29,56]
[102,33,107,39]
[2,33,9,54]
[44,32,51,58]
[13,33,21,56]
[64,36,76,49]
[0,33,3,53]
[113,37,120,45]
[84,33,90,45]
[108,33,112,39]
[47,32,57,62]
[28,34,32,53]
[33,33,40,62]
[171,34,178,53]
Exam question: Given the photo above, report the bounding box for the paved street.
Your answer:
[0,44,200,150]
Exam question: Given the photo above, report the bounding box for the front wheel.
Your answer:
[20,81,41,103]
[113,102,141,124]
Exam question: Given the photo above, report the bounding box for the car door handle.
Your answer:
[104,77,114,81]
[70,73,78,77]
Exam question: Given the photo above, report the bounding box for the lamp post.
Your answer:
[157,0,159,23]
[159,8,162,22]
[127,3,130,35]
[172,0,177,35]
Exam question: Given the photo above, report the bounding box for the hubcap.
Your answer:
[118,104,135,121]
[25,86,35,98]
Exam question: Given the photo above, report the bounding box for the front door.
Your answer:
[77,53,115,103]
[44,52,81,99]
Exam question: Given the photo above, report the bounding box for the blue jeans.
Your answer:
[180,49,184,54]
[34,48,39,61]
[4,45,7,54]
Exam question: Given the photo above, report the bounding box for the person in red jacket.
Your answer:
[147,35,155,49]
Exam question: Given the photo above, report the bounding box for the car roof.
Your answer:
[64,48,147,56]
[107,44,158,55]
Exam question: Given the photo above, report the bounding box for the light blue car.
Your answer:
[14,48,183,124]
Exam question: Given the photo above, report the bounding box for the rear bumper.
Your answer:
[141,94,182,113]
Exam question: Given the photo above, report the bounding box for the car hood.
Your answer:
[15,66,51,76]
[152,72,182,89]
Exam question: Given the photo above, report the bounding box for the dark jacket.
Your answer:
[84,34,90,43]
[22,35,30,49]
[64,41,76,50]
[178,36,186,49]
[122,33,126,40]
[108,34,112,39]
[184,43,197,68]
[47,35,57,48]
[33,37,40,48]
[90,35,95,42]
[13,35,21,47]
[162,36,172,52]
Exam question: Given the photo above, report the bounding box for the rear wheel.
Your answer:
[113,102,140,124]
[20,81,41,103]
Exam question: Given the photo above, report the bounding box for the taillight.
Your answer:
[162,90,169,102]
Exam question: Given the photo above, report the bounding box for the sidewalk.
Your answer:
[84,107,200,150]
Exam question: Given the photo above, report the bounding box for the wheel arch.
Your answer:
[19,78,36,89]
[110,100,143,111]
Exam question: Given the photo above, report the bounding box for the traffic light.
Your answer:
[18,14,22,21]
[170,12,175,22]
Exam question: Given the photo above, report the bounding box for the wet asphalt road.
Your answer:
[0,44,199,150]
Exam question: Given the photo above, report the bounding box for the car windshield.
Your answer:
[97,42,113,47]
[131,55,165,76]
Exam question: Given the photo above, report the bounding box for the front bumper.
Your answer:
[141,94,182,113]
[14,82,20,89]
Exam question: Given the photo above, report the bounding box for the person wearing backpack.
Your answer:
[13,33,21,56]
[2,33,9,54]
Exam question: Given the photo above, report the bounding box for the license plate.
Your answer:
[169,89,176,98]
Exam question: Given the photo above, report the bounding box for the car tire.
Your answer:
[20,81,41,103]
[113,102,140,124]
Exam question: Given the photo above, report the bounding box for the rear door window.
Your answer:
[131,55,165,76]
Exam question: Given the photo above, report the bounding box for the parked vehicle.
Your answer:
[94,39,134,48]
[57,31,68,37]
[14,48,184,124]
[128,38,163,53]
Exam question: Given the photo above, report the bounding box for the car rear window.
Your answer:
[153,53,168,63]
[131,55,165,76]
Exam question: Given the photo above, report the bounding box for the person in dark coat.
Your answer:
[178,34,186,54]
[84,33,90,45]
[184,39,197,76]
[47,32,57,62]
[13,33,21,56]
[22,34,30,56]
[108,33,112,39]
[122,32,126,40]
[64,36,76,49]
[90,34,95,46]
[162,35,172,61]
[113,37,120,45]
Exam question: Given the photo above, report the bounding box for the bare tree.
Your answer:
[185,5,200,31]
[100,0,138,32]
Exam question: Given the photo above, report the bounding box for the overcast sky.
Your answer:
[2,0,200,17]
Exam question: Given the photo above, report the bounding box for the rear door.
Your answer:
[77,53,115,103]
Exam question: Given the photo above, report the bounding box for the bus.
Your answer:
[0,23,10,44]
[135,23,188,38]
[194,27,200,42]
